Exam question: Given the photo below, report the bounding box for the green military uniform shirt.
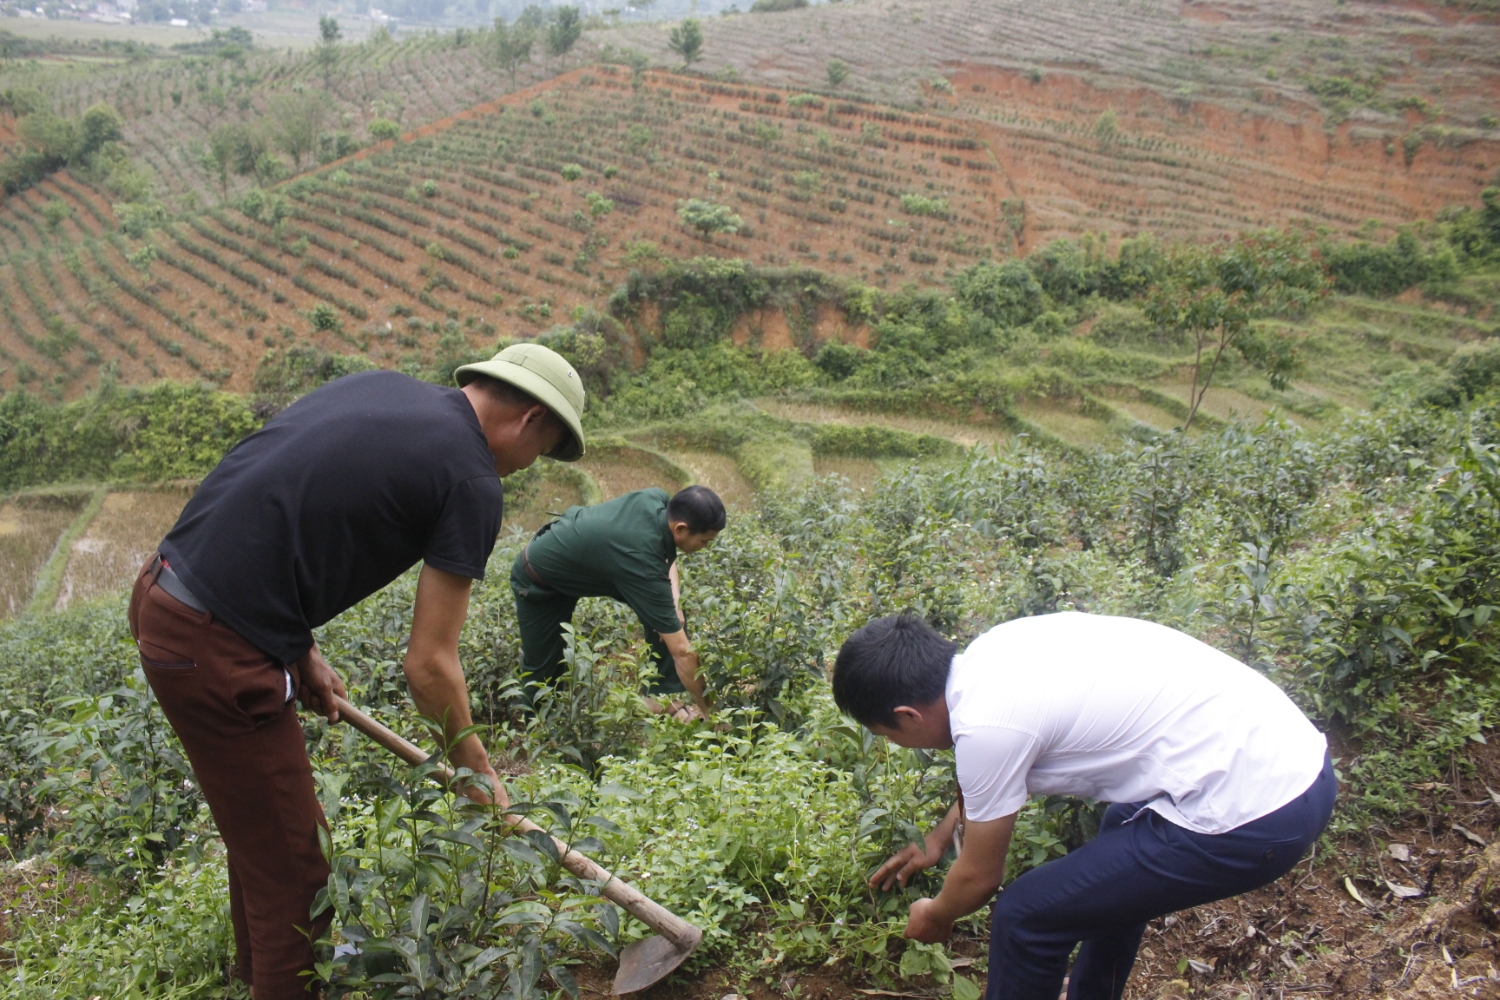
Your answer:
[521,487,681,635]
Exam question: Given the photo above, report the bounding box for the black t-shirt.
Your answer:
[160,370,504,664]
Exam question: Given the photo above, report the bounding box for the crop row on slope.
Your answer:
[0,27,580,212]
[0,67,1022,394]
[605,0,1500,131]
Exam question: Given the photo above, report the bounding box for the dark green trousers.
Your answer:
[509,557,685,695]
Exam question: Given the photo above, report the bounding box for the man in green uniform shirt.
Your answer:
[511,485,725,717]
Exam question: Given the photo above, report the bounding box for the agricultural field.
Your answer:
[4,1,1500,999]
[0,0,1498,398]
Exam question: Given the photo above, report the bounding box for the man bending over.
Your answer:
[130,343,586,999]
[511,485,725,718]
[833,611,1334,1000]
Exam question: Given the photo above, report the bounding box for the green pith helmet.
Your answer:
[454,343,586,461]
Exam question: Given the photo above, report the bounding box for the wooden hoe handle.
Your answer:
[332,695,700,952]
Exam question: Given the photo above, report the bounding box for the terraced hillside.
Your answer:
[4,0,1497,224]
[607,0,1500,245]
[0,67,1022,393]
[0,28,566,213]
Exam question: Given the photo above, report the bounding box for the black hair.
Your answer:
[465,373,573,453]
[832,614,957,728]
[466,372,542,409]
[667,485,727,535]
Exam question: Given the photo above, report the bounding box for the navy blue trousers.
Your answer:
[985,755,1336,1000]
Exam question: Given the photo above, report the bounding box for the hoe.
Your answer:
[334,695,703,994]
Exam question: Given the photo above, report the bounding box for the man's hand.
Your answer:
[451,752,508,808]
[661,629,712,719]
[903,898,954,943]
[295,643,348,723]
[870,838,947,892]
[870,801,963,891]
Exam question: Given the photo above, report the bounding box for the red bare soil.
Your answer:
[0,67,1011,394]
[953,65,1500,248]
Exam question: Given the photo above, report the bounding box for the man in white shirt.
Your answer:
[832,612,1334,1000]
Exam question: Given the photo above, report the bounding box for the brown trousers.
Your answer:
[128,559,331,999]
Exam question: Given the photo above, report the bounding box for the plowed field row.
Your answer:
[0,68,1027,395]
[26,32,567,212]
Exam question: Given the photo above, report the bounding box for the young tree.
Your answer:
[545,6,582,66]
[269,90,330,170]
[201,123,242,196]
[317,15,341,86]
[678,198,741,237]
[1143,232,1328,430]
[668,18,703,68]
[489,17,535,86]
[826,58,849,89]
[516,3,548,30]
[79,103,124,157]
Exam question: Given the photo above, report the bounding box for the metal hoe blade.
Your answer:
[611,926,703,995]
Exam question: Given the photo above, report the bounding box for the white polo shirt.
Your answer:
[948,612,1328,835]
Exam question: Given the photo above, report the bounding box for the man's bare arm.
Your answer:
[904,812,1017,943]
[660,628,710,718]
[669,561,685,629]
[403,564,505,806]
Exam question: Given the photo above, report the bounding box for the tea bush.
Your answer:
[8,390,1500,992]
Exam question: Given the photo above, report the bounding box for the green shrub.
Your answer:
[1323,229,1451,297]
[814,341,867,381]
[368,117,401,141]
[952,260,1044,328]
[678,198,743,236]
[0,381,261,490]
[899,193,949,218]
[811,424,962,459]
[253,343,376,400]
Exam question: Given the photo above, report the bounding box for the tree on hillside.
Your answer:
[1,102,124,194]
[1143,232,1328,430]
[200,123,242,196]
[317,16,341,87]
[679,198,742,237]
[80,103,124,153]
[516,3,548,30]
[546,6,582,66]
[826,58,849,89]
[667,18,703,69]
[489,16,536,86]
[269,91,330,170]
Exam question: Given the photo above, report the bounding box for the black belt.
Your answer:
[151,554,208,614]
[521,542,549,589]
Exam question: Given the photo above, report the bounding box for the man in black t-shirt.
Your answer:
[128,344,586,1000]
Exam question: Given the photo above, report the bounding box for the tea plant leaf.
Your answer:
[952,974,983,1000]
[500,837,545,869]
